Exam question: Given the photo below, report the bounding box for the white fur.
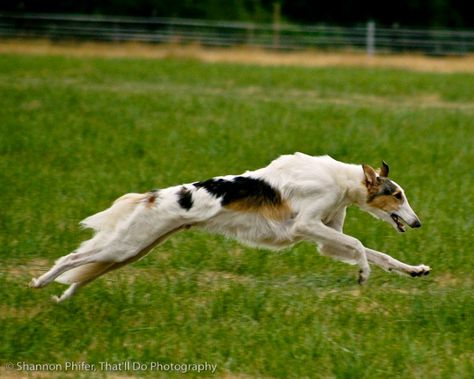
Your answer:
[30,153,430,302]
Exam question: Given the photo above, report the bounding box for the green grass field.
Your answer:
[0,52,473,378]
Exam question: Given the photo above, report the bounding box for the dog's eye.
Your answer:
[394,192,402,200]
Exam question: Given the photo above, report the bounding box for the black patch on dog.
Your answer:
[380,179,398,196]
[368,178,399,201]
[193,176,282,206]
[177,187,193,211]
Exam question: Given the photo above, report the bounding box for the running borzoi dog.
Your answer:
[30,153,430,302]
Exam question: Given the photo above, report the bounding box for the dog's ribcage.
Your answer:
[171,175,297,250]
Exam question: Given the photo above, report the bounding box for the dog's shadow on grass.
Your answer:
[10,260,431,322]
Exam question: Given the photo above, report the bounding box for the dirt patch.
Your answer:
[1,258,51,280]
[197,270,254,290]
[1,39,474,73]
[434,272,470,288]
[5,75,472,111]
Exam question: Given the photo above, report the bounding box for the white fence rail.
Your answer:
[1,13,474,55]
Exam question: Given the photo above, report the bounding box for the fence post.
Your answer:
[273,2,281,48]
[366,21,375,55]
[246,23,255,46]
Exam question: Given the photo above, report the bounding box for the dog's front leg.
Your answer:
[364,248,430,277]
[294,221,370,283]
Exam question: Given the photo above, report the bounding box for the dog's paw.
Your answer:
[358,268,370,284]
[51,295,62,303]
[29,278,42,288]
[409,264,431,277]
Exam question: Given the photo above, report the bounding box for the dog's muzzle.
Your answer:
[391,213,421,232]
[410,219,421,228]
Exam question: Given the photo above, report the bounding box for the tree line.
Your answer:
[1,0,472,28]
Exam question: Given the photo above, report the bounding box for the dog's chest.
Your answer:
[202,210,297,250]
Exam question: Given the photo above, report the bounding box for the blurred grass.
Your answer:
[0,53,473,378]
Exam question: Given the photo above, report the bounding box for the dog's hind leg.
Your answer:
[364,248,430,277]
[90,186,221,265]
[50,262,115,303]
[29,249,101,289]
[32,185,220,301]
[30,218,181,291]
[30,191,175,290]
[51,282,82,303]
[51,270,106,303]
[50,224,190,302]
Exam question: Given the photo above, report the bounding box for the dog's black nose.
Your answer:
[411,219,421,228]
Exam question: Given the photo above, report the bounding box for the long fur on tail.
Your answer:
[55,193,149,284]
[80,193,148,233]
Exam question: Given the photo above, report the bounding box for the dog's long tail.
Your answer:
[80,192,149,233]
[55,192,150,285]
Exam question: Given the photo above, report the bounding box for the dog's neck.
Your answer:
[338,163,368,206]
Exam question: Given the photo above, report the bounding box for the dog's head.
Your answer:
[361,162,421,233]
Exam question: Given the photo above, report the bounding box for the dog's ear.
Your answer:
[362,164,378,188]
[379,161,389,177]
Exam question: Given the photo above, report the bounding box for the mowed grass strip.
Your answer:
[0,53,473,378]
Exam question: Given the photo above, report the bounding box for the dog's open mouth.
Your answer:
[391,213,406,232]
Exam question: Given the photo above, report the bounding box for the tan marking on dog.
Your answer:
[368,194,400,212]
[144,191,159,207]
[57,262,114,284]
[365,179,382,200]
[225,198,293,221]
